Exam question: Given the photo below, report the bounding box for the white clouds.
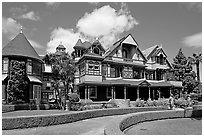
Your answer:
[182,32,202,48]
[46,27,86,54]
[19,11,40,21]
[76,4,138,48]
[2,16,43,49]
[9,6,40,21]
[45,2,60,9]
[179,2,202,12]
[2,17,20,39]
[47,3,138,52]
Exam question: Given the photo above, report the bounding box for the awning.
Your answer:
[2,74,7,81]
[28,76,42,84]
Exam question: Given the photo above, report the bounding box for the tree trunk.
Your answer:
[196,63,200,81]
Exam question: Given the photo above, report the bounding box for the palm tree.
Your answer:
[188,53,202,81]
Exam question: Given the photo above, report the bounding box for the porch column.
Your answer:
[152,89,155,100]
[158,88,161,99]
[124,86,127,99]
[155,71,157,80]
[87,86,90,99]
[113,87,116,99]
[144,70,146,79]
[111,86,114,99]
[85,85,88,99]
[169,87,172,97]
[137,86,139,99]
[148,86,151,100]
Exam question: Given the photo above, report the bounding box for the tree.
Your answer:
[7,60,28,104]
[188,53,202,81]
[171,48,200,95]
[172,48,192,81]
[44,52,75,110]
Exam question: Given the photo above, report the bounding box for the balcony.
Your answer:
[107,56,144,65]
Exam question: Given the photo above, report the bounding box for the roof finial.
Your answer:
[20,26,23,33]
[60,41,62,45]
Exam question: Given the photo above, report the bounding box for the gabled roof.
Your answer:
[92,40,105,52]
[82,41,92,49]
[151,47,167,57]
[143,45,173,68]
[142,45,158,59]
[2,33,43,63]
[104,34,147,61]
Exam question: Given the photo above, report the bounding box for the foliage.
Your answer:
[135,98,144,107]
[172,48,192,81]
[68,93,80,102]
[44,52,75,109]
[174,97,188,108]
[188,53,202,81]
[7,60,28,104]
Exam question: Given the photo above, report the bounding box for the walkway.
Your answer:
[2,113,126,135]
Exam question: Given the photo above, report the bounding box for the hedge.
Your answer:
[2,104,50,113]
[2,106,168,130]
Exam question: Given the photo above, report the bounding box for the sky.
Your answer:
[2,2,202,62]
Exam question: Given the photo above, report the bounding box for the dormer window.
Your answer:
[93,47,100,55]
[122,49,128,58]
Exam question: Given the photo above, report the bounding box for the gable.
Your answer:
[122,34,138,46]
[139,80,151,87]
[155,48,167,57]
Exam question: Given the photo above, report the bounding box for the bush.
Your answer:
[68,93,80,102]
[174,97,188,108]
[146,99,154,106]
[135,99,145,107]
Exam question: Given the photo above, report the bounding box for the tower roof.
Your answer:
[73,39,84,49]
[56,42,66,49]
[2,33,43,63]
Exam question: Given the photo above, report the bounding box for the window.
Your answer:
[102,64,107,77]
[3,58,8,74]
[110,66,115,77]
[80,61,85,76]
[27,59,32,74]
[106,87,112,98]
[122,49,128,58]
[133,69,141,79]
[86,61,101,75]
[93,47,100,54]
[89,87,97,98]
[123,66,133,79]
[160,54,163,65]
[33,85,41,99]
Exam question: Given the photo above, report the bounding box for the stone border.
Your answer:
[104,105,202,135]
[2,106,167,130]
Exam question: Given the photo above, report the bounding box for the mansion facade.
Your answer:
[2,31,182,103]
[73,34,182,101]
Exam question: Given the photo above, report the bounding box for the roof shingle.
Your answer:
[2,33,43,63]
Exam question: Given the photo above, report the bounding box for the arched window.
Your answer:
[122,49,128,58]
[160,54,163,65]
[93,47,100,54]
